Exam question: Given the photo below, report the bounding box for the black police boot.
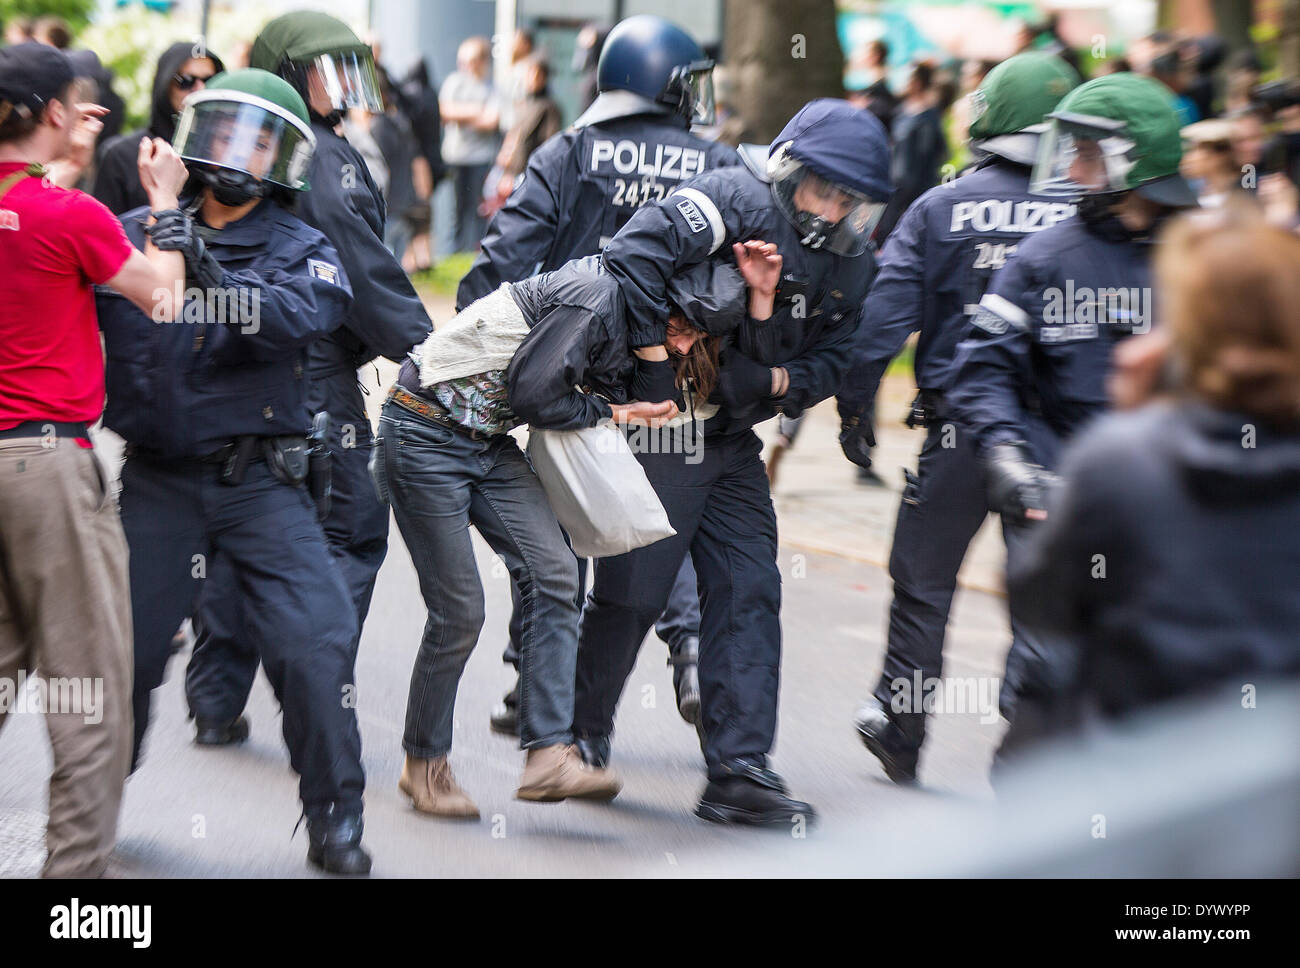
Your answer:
[853,698,919,785]
[194,715,250,747]
[305,807,372,877]
[489,685,519,737]
[574,732,611,769]
[668,636,701,725]
[696,763,816,827]
[855,465,886,487]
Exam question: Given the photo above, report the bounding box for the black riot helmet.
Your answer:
[575,15,714,129]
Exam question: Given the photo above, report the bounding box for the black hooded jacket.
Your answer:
[93,42,226,216]
[1009,399,1300,721]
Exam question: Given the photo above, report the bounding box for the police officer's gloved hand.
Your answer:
[146,208,223,290]
[839,414,876,470]
[716,349,773,410]
[983,441,1056,521]
[630,356,683,410]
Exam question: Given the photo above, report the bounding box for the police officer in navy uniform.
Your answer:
[98,69,372,874]
[839,53,1080,785]
[183,12,434,743]
[945,72,1198,760]
[574,99,892,824]
[458,15,739,738]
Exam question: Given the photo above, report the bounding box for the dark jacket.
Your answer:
[838,157,1076,422]
[500,92,563,177]
[296,120,433,371]
[946,216,1156,466]
[875,105,947,243]
[505,255,632,431]
[601,161,874,434]
[97,199,352,459]
[457,113,739,308]
[1009,400,1300,721]
[93,43,226,215]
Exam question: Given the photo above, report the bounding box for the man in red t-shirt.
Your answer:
[0,42,189,878]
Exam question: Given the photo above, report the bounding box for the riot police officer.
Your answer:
[839,53,1080,785]
[575,99,892,824]
[458,14,739,738]
[183,11,433,743]
[98,69,372,874]
[945,72,1198,757]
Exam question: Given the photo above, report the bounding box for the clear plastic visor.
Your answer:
[303,50,383,113]
[683,63,716,126]
[771,156,886,256]
[174,99,313,189]
[1031,115,1137,198]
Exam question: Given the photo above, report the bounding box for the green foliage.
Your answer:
[410,252,477,301]
[0,0,95,33]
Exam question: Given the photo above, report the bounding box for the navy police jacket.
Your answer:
[98,198,353,460]
[457,115,739,309]
[297,120,432,372]
[601,161,874,435]
[946,216,1156,467]
[837,157,1075,420]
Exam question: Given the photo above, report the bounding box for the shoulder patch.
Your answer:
[307,258,340,285]
[675,197,708,234]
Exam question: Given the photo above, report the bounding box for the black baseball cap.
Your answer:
[0,42,74,123]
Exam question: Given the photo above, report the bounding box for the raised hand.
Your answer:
[733,239,782,297]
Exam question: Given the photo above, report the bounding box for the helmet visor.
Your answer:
[175,92,315,190]
[1031,112,1138,198]
[769,148,886,256]
[302,50,383,113]
[683,62,716,126]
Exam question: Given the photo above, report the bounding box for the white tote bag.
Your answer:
[527,422,676,558]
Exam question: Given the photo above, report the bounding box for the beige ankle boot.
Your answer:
[515,744,623,802]
[399,754,480,818]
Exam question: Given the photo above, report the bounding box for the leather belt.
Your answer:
[0,420,91,442]
[386,385,489,441]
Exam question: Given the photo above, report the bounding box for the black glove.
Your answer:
[146,208,223,290]
[984,441,1057,521]
[716,350,773,410]
[629,356,682,408]
[839,414,877,470]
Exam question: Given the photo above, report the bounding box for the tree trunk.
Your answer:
[722,0,844,144]
[1279,0,1300,80]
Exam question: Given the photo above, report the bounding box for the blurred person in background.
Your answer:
[1229,105,1267,175]
[947,73,1199,762]
[0,41,190,877]
[1182,36,1224,121]
[876,61,946,243]
[843,53,1081,785]
[395,58,444,272]
[3,16,34,46]
[571,23,608,113]
[1222,48,1262,116]
[1148,43,1200,124]
[458,14,739,740]
[487,54,560,212]
[499,27,534,134]
[850,38,897,132]
[94,42,224,215]
[439,36,498,252]
[1094,57,1131,77]
[31,15,124,148]
[372,68,420,262]
[1005,204,1300,744]
[1180,118,1242,207]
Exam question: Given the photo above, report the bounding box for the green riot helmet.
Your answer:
[173,69,315,205]
[1031,72,1196,208]
[250,11,383,120]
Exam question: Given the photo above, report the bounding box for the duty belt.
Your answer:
[386,385,490,441]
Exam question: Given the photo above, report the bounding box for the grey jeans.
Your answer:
[373,400,579,756]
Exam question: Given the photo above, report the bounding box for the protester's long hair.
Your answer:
[671,328,721,403]
[1159,200,1300,428]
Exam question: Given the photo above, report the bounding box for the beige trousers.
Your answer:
[0,436,133,877]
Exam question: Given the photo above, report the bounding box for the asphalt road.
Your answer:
[0,496,1013,878]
